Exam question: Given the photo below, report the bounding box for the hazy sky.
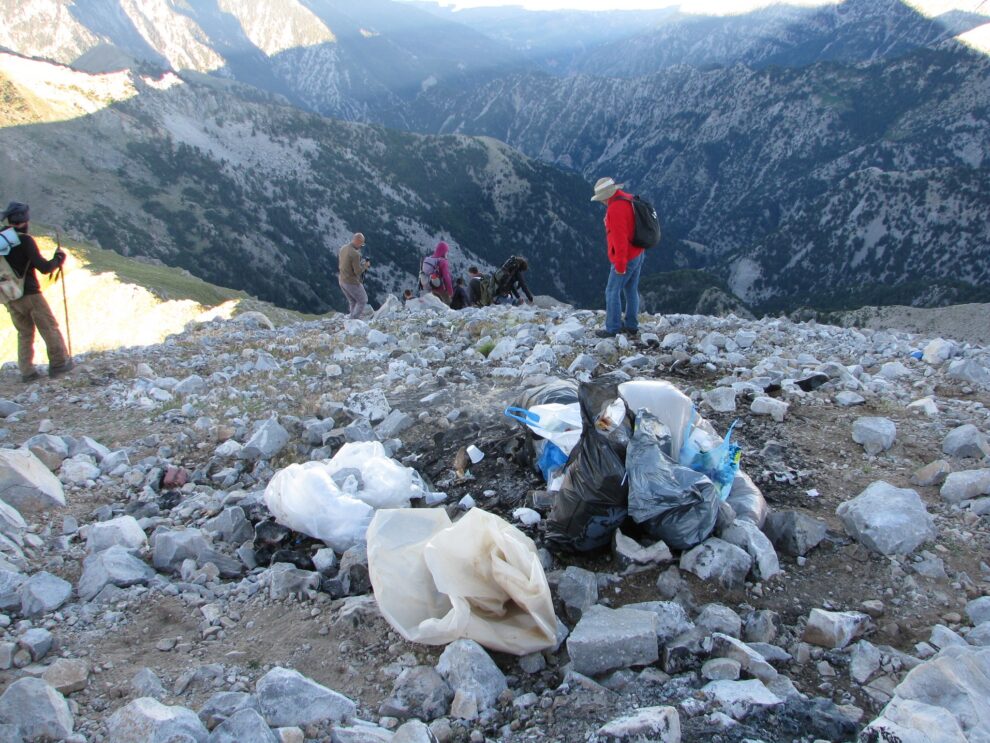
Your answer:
[427,0,831,10]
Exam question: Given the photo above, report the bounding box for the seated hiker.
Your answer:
[450,277,470,310]
[402,289,414,304]
[467,266,484,306]
[493,256,533,306]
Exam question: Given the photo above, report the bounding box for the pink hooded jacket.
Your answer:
[424,241,453,295]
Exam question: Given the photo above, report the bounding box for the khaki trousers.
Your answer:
[5,293,68,376]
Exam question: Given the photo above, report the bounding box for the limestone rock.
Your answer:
[86,515,147,553]
[679,538,752,588]
[852,417,896,455]
[718,519,780,581]
[966,597,990,626]
[240,418,290,461]
[942,424,990,459]
[19,570,72,617]
[435,639,507,711]
[940,469,990,504]
[803,608,871,649]
[0,677,73,741]
[209,708,277,743]
[836,481,935,555]
[763,511,826,557]
[701,679,783,721]
[42,658,89,695]
[23,435,69,471]
[566,605,658,677]
[256,667,355,727]
[380,666,452,721]
[107,697,207,743]
[595,706,681,741]
[751,396,788,422]
[0,448,66,513]
[78,545,156,601]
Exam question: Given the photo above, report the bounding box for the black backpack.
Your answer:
[618,195,662,249]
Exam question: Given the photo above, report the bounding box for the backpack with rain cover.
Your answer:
[419,255,443,291]
[477,275,494,307]
[617,195,662,249]
[0,227,26,304]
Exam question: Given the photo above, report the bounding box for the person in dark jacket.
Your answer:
[467,266,484,306]
[493,256,533,306]
[450,277,470,310]
[591,177,645,338]
[0,202,71,381]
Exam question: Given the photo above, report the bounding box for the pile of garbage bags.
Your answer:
[509,375,767,552]
[263,441,432,552]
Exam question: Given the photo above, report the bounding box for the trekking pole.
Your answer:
[55,230,72,358]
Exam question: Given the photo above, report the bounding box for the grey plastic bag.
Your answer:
[626,411,720,551]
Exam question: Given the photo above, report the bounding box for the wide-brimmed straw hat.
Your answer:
[590,177,623,202]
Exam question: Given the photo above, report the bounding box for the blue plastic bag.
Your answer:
[679,412,742,501]
[536,441,568,482]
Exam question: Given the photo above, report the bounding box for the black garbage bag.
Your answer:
[545,375,631,552]
[512,378,579,410]
[626,410,720,551]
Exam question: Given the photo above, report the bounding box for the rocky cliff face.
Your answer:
[0,52,604,313]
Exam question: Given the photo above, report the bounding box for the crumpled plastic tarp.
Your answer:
[367,507,557,656]
[263,441,427,552]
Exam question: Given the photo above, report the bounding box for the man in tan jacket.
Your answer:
[338,232,370,319]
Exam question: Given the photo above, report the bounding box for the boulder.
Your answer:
[719,519,781,581]
[198,691,260,729]
[42,658,90,695]
[107,697,207,743]
[18,627,53,661]
[566,605,658,677]
[863,645,990,742]
[22,435,69,471]
[947,359,990,387]
[268,563,320,600]
[704,387,737,413]
[852,417,896,455]
[966,597,990,626]
[679,538,752,588]
[622,601,694,645]
[557,565,598,620]
[803,608,871,649]
[436,639,507,711]
[701,679,783,721]
[209,708,277,743]
[204,507,254,545]
[0,448,66,513]
[380,666,452,721]
[751,397,788,422]
[256,667,355,727]
[344,390,391,423]
[239,418,290,461]
[940,469,990,504]
[60,455,101,484]
[0,677,73,740]
[78,545,156,601]
[763,511,826,557]
[19,570,72,617]
[86,515,147,553]
[0,568,25,611]
[942,424,990,459]
[836,481,935,555]
[151,528,211,573]
[922,338,955,364]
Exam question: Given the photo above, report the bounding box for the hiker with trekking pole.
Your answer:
[0,201,73,381]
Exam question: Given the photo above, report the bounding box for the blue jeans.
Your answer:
[604,253,644,333]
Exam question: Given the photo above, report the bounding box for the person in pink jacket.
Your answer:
[420,241,454,304]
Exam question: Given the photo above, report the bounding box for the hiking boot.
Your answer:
[20,370,40,383]
[621,327,640,339]
[595,329,619,338]
[48,359,74,378]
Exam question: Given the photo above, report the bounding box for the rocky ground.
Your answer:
[0,296,988,743]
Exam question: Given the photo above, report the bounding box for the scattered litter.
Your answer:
[807,489,820,498]
[513,507,541,526]
[467,445,485,463]
[264,442,428,552]
[458,494,476,510]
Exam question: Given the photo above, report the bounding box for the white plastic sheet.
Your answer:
[263,442,425,552]
[367,508,557,656]
[618,380,694,456]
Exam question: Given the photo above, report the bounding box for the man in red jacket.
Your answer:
[591,177,645,338]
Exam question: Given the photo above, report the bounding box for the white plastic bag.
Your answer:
[505,402,583,455]
[618,380,694,456]
[367,508,558,656]
[263,442,424,552]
